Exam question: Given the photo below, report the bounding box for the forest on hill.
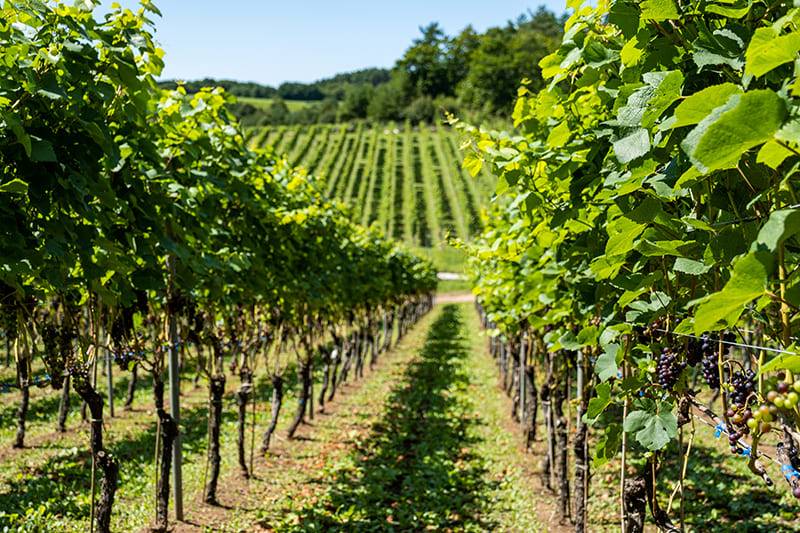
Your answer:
[159,6,566,127]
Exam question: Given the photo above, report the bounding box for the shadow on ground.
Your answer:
[270,304,498,532]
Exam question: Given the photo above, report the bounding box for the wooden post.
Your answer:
[166,254,183,520]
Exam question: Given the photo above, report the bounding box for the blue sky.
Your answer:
[111,1,568,86]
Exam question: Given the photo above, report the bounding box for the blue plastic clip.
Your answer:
[715,423,726,438]
[740,446,751,458]
[782,464,800,481]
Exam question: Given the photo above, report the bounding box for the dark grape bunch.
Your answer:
[725,369,756,454]
[640,316,666,341]
[657,346,687,391]
[67,355,90,385]
[41,324,65,390]
[725,418,750,454]
[0,303,18,342]
[686,337,703,366]
[113,345,136,370]
[729,369,757,410]
[700,334,720,389]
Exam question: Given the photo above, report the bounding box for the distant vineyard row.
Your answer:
[247,122,496,246]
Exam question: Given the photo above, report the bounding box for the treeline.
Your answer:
[160,6,565,126]
[156,68,391,101]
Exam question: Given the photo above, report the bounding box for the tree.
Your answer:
[339,84,374,121]
[368,82,405,121]
[265,99,291,124]
[458,10,562,114]
[396,23,457,99]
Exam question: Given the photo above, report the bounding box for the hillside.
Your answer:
[248,121,496,248]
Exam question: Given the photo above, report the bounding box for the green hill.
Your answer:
[249,120,496,250]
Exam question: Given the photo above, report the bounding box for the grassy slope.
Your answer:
[236,96,314,112]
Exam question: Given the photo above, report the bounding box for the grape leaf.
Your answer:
[595,343,621,380]
[694,251,773,333]
[745,27,800,78]
[751,208,800,252]
[624,404,677,450]
[689,90,786,172]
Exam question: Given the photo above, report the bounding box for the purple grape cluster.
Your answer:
[67,355,89,385]
[41,324,65,390]
[700,334,720,389]
[729,369,756,410]
[641,316,666,342]
[686,338,703,366]
[725,369,756,454]
[657,347,686,391]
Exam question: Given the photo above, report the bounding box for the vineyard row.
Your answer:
[247,121,496,246]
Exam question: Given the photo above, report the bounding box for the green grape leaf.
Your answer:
[634,239,694,257]
[594,423,622,467]
[642,70,684,128]
[608,2,640,39]
[693,25,746,71]
[673,257,711,275]
[759,349,800,376]
[0,179,29,195]
[745,27,800,78]
[751,208,800,252]
[606,218,647,256]
[688,90,786,172]
[577,325,600,346]
[585,382,613,420]
[672,83,742,128]
[547,121,572,147]
[595,343,621,380]
[624,404,677,450]
[30,138,57,162]
[694,251,773,333]
[705,2,750,18]
[640,0,680,20]
[613,128,650,164]
[756,141,795,169]
[462,151,483,177]
[559,331,584,351]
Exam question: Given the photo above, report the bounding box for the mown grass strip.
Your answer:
[325,124,358,197]
[430,128,470,242]
[360,129,386,228]
[269,303,551,533]
[416,123,443,246]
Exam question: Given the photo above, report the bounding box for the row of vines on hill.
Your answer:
[461,0,800,530]
[0,2,437,532]
[250,121,495,247]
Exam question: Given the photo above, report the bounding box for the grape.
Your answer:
[656,346,686,391]
[787,392,799,408]
[641,317,666,342]
[42,324,65,390]
[728,369,756,409]
[686,338,703,366]
[767,390,779,403]
[701,350,720,389]
[725,368,757,453]
[793,487,800,499]
[722,331,736,355]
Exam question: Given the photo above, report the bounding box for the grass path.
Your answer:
[263,303,557,532]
